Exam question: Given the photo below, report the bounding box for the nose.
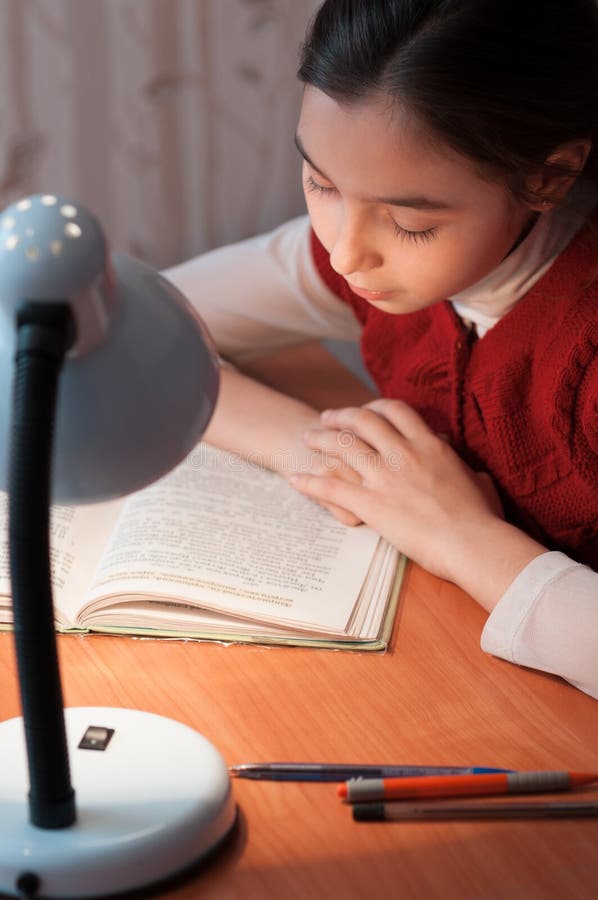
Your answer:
[328,209,383,277]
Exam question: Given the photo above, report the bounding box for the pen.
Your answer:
[339,771,598,803]
[229,763,513,782]
[352,799,598,822]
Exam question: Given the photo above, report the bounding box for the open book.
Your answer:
[0,444,405,650]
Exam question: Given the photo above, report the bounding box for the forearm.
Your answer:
[203,366,322,477]
[204,341,376,478]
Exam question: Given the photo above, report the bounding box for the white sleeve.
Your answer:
[162,215,361,364]
[480,552,598,699]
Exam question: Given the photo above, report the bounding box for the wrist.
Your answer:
[279,411,329,479]
[444,516,546,612]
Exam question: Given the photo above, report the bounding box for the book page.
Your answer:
[80,542,399,642]
[0,492,123,626]
[81,445,380,634]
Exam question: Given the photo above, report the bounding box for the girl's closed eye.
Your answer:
[305,173,439,243]
[391,221,438,244]
[304,173,336,195]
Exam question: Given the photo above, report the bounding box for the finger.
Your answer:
[323,503,363,526]
[308,454,363,484]
[302,427,377,474]
[362,398,436,442]
[292,456,363,523]
[319,406,406,457]
[290,472,370,521]
[304,454,363,487]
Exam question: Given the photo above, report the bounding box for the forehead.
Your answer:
[297,87,488,204]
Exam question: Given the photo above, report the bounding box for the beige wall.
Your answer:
[0,0,320,267]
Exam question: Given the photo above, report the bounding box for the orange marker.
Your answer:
[338,771,598,803]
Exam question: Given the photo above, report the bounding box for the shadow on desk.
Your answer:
[63,790,596,900]
[134,800,598,900]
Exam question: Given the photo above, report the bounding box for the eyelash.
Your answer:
[304,174,438,245]
[391,222,438,245]
[304,174,334,197]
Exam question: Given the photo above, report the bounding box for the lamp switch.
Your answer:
[78,726,115,751]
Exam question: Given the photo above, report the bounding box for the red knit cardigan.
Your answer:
[311,226,598,568]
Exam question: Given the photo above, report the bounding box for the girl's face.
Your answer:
[297,87,535,313]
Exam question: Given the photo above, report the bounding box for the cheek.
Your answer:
[304,194,337,253]
[465,192,529,259]
[434,200,529,289]
[417,231,508,298]
[458,222,519,278]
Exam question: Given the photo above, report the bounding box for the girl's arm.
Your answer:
[480,553,598,699]
[164,214,362,460]
[163,215,360,365]
[202,364,326,476]
[165,216,372,520]
[292,399,598,699]
[202,359,373,526]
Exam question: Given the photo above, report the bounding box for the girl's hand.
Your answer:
[293,399,523,588]
[287,423,364,527]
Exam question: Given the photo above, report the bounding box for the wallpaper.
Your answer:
[0,0,320,267]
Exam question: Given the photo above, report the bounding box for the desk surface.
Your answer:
[1,344,597,900]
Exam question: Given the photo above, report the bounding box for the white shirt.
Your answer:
[164,210,598,700]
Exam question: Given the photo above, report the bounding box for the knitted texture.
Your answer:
[311,227,598,568]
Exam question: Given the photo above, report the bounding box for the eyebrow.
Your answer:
[294,132,454,211]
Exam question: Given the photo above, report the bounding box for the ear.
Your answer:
[525,139,592,211]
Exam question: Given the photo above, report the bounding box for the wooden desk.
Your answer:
[1,345,597,899]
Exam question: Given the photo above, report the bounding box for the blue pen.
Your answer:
[229,763,514,782]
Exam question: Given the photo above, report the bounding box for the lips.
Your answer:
[347,282,396,302]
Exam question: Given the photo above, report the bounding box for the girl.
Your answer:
[166,0,598,698]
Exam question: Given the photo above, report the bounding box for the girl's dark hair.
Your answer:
[298,0,598,201]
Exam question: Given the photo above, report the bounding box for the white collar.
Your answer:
[450,180,598,337]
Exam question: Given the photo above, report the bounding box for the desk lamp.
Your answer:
[0,195,236,899]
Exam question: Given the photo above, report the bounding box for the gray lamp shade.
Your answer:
[0,195,219,503]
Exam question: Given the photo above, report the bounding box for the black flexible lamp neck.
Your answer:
[9,302,77,829]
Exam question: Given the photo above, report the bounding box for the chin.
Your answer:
[368,296,433,315]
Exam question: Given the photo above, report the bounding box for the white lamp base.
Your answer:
[0,707,236,898]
